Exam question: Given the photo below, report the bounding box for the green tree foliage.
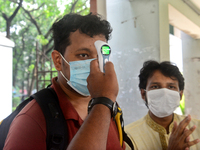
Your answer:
[0,0,90,110]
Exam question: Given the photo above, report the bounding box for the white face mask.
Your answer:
[146,88,180,118]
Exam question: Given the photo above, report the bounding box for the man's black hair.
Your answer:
[51,13,112,55]
[139,60,185,91]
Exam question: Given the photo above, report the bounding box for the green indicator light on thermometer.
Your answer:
[102,45,111,55]
[94,40,111,73]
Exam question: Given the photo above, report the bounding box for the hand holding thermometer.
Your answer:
[94,40,111,72]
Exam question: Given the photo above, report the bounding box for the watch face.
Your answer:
[112,102,118,118]
[88,99,94,113]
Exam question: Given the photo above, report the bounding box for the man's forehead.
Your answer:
[148,81,178,85]
[70,30,106,40]
[147,70,178,84]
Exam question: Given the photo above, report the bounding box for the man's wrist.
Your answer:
[88,97,118,118]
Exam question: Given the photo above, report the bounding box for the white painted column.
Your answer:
[182,32,200,120]
[97,0,107,19]
[0,35,14,121]
[107,0,160,125]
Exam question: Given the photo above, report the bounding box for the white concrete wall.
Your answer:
[0,35,14,121]
[107,0,160,125]
[105,0,200,125]
[182,32,200,120]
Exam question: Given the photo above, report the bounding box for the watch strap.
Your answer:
[88,97,116,117]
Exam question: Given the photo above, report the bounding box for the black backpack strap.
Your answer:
[32,88,68,150]
[0,98,33,149]
[121,116,134,150]
[115,105,134,150]
[123,131,134,150]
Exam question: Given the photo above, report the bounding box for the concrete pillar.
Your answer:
[0,35,14,121]
[96,0,107,19]
[107,0,161,125]
[90,0,97,14]
[90,0,107,19]
[182,32,200,120]
[167,0,200,120]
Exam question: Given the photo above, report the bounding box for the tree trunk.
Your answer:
[6,21,11,39]
[28,62,37,96]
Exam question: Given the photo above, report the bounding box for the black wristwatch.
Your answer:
[88,97,118,118]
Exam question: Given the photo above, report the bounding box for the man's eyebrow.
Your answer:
[167,82,177,85]
[75,48,92,52]
[149,82,160,85]
[150,82,177,85]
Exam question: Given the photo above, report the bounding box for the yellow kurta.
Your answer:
[125,113,200,150]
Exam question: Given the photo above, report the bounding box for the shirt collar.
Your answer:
[51,77,84,124]
[146,112,178,134]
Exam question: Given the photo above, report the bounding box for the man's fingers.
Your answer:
[189,125,196,133]
[89,59,100,74]
[185,136,190,143]
[172,121,177,134]
[183,125,196,139]
[184,138,200,148]
[87,59,99,88]
[104,61,115,76]
[177,115,191,134]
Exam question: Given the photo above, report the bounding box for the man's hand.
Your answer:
[87,59,119,102]
[167,115,200,150]
[67,61,119,150]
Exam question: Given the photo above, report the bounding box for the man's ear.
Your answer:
[51,50,62,71]
[140,89,146,101]
[180,90,183,100]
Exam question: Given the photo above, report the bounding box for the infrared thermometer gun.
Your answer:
[94,40,111,73]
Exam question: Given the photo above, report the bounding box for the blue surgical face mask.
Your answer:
[60,53,94,96]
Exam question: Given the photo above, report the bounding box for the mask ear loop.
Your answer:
[59,53,70,82]
[143,89,149,108]
[60,53,70,66]
[60,71,69,82]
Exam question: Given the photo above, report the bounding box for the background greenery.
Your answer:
[0,0,90,110]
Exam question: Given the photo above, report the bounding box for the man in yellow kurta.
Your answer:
[125,60,200,150]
